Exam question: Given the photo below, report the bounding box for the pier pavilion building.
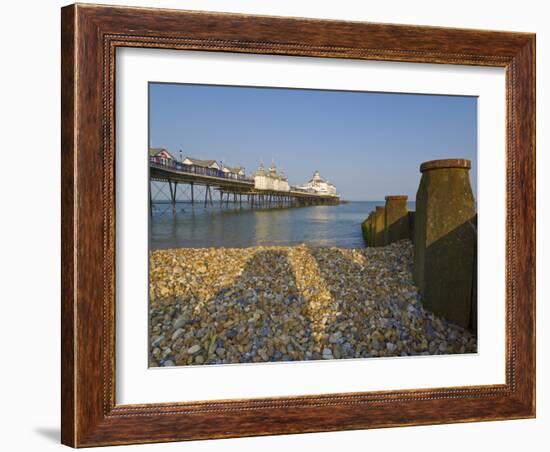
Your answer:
[296,170,337,195]
[253,162,290,192]
[222,165,246,180]
[181,156,221,177]
[149,148,177,166]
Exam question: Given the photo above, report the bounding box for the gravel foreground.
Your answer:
[149,240,477,367]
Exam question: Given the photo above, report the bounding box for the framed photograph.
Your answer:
[61,3,535,447]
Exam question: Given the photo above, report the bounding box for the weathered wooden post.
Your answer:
[384,195,409,245]
[470,218,478,333]
[414,159,476,328]
[361,212,374,246]
[368,213,375,246]
[408,211,416,243]
[374,206,386,247]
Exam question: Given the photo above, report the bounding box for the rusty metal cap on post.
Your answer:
[385,195,408,201]
[420,159,471,173]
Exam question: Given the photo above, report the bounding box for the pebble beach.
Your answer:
[149,240,477,367]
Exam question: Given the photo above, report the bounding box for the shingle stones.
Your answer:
[149,241,476,367]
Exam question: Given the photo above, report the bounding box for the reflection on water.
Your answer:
[150,201,415,249]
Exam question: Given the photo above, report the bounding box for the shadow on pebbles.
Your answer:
[149,240,477,367]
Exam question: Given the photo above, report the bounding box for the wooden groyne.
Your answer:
[361,159,477,332]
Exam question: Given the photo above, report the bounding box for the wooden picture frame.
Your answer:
[61,3,535,447]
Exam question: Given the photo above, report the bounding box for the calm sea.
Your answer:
[150,201,415,249]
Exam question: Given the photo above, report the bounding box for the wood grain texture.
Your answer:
[60,3,536,447]
[60,4,76,447]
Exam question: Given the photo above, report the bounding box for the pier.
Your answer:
[149,154,340,214]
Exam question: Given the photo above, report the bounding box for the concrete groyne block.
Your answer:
[374,206,386,247]
[469,214,478,333]
[413,159,477,329]
[384,195,409,245]
[408,211,416,243]
[361,213,374,246]
[369,213,375,246]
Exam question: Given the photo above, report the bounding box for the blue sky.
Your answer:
[149,83,477,201]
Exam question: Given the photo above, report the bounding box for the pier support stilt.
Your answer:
[168,181,178,215]
[149,180,152,216]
